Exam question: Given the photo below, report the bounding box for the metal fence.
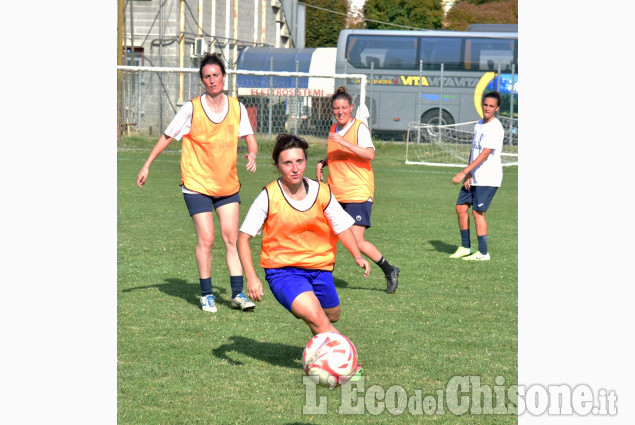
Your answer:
[118,66,366,144]
[118,65,517,144]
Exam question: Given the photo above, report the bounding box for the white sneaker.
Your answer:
[449,246,476,258]
[200,294,217,312]
[462,251,490,261]
[231,292,256,311]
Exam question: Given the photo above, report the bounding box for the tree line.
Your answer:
[304,0,518,47]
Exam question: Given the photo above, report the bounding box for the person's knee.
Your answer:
[302,309,331,332]
[198,233,214,249]
[472,210,485,219]
[221,230,239,247]
[325,306,340,323]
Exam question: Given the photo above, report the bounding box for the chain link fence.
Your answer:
[118,64,517,145]
[119,66,365,145]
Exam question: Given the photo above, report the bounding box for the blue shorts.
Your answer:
[183,190,240,216]
[264,267,340,313]
[456,186,498,212]
[341,201,373,228]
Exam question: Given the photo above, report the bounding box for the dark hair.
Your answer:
[483,91,501,107]
[331,86,353,106]
[272,133,309,164]
[199,53,226,79]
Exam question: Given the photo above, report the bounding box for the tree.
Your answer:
[362,0,444,30]
[304,0,349,47]
[461,0,506,5]
[445,0,518,30]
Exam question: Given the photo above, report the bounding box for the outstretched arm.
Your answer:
[137,134,174,187]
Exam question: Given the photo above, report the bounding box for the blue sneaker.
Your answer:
[200,294,217,313]
[231,292,256,311]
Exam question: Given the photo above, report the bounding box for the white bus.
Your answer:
[235,25,517,138]
[335,27,518,136]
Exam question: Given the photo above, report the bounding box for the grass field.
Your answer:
[117,134,518,424]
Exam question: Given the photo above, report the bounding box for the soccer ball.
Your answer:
[302,332,358,388]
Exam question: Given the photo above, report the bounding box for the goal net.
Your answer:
[116,65,368,148]
[405,118,518,167]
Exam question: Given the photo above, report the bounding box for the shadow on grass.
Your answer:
[122,276,383,313]
[212,335,302,368]
[333,277,384,292]
[333,277,348,289]
[429,239,458,255]
[121,278,234,310]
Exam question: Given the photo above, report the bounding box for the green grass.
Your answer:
[118,134,518,424]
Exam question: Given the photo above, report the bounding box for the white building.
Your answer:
[122,0,304,69]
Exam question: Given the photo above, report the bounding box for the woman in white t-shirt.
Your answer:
[450,91,505,261]
[136,53,258,313]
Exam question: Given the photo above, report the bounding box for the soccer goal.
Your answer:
[405,118,518,167]
[116,65,368,144]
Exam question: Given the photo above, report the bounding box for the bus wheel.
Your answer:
[420,109,454,139]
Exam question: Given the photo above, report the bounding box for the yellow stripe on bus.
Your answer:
[474,72,496,118]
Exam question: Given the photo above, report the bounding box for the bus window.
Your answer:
[464,38,516,71]
[419,37,462,70]
[346,35,418,70]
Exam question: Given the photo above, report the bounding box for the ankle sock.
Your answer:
[230,275,244,298]
[460,229,471,248]
[477,235,488,255]
[375,256,395,275]
[200,277,213,297]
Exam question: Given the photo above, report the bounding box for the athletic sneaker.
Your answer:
[349,366,364,383]
[449,246,476,258]
[385,267,400,294]
[200,294,217,313]
[231,292,256,311]
[340,365,364,385]
[462,251,490,261]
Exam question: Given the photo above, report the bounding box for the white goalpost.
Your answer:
[116,65,368,143]
[405,119,518,167]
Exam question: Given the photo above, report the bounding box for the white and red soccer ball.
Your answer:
[302,332,358,388]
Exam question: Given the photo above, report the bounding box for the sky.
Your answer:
[350,0,365,11]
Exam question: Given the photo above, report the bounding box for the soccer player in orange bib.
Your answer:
[316,86,400,294]
[237,133,370,336]
[136,53,258,313]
